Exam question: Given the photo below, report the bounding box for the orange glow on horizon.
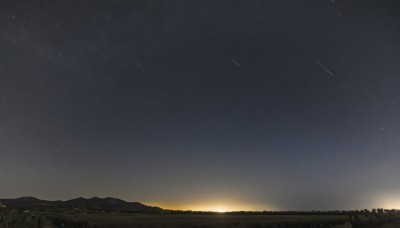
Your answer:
[144,201,272,212]
[376,193,400,210]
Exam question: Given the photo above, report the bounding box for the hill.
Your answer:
[0,196,163,213]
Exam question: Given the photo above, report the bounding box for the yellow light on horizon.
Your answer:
[146,201,270,212]
[209,206,228,213]
[186,205,231,212]
[377,194,400,209]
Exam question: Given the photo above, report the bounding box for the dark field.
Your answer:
[59,213,350,227]
[4,209,400,228]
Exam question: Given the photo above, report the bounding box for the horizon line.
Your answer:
[1,196,399,212]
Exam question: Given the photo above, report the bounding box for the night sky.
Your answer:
[1,0,400,212]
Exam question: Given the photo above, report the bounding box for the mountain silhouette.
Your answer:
[1,197,50,206]
[0,197,162,213]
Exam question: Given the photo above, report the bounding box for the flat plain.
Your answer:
[73,213,349,227]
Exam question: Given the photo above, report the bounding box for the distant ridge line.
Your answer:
[0,196,163,213]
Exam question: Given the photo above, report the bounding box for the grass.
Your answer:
[43,212,350,227]
[4,209,400,227]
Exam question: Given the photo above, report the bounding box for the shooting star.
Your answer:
[230,58,241,67]
[317,62,335,77]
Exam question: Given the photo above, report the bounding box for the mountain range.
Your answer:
[0,196,163,213]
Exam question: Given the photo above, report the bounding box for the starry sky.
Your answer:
[1,0,400,211]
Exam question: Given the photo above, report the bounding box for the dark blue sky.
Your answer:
[1,0,400,211]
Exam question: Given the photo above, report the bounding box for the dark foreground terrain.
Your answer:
[3,210,400,228]
[0,210,347,228]
[1,197,400,227]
